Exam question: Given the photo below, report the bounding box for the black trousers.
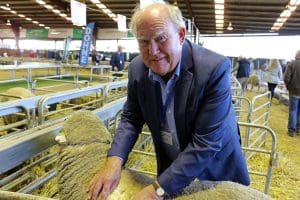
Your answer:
[267,83,277,99]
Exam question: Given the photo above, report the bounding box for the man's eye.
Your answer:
[156,35,167,42]
[139,40,148,46]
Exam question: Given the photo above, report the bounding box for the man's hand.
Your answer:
[87,156,123,200]
[132,184,163,200]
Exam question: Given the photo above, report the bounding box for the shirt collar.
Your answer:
[148,57,182,82]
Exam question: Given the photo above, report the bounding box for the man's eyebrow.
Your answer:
[136,31,167,41]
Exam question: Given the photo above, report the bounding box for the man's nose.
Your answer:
[148,40,160,55]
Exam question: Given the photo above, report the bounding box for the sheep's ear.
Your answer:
[55,133,67,145]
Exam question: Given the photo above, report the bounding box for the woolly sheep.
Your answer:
[0,87,35,130]
[57,110,271,200]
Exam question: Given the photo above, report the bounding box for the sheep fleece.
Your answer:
[57,110,271,200]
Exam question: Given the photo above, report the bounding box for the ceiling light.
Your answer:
[18,14,25,18]
[44,5,53,10]
[103,8,111,14]
[227,22,233,31]
[6,19,11,26]
[276,17,288,23]
[108,13,116,18]
[215,19,224,24]
[215,15,224,20]
[96,4,107,9]
[280,10,292,18]
[32,21,39,24]
[36,0,46,5]
[39,24,45,27]
[289,0,300,6]
[287,5,297,11]
[215,0,224,3]
[25,17,32,21]
[52,9,61,14]
[215,10,223,15]
[90,0,101,3]
[59,13,67,17]
[45,26,50,29]
[215,4,224,10]
[10,10,17,14]
[0,6,11,11]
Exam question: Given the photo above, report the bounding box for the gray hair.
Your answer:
[130,2,186,36]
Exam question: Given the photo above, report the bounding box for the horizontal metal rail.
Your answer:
[0,97,126,174]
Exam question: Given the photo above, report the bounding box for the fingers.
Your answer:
[87,174,103,200]
[99,184,111,200]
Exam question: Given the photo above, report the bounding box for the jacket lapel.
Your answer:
[174,41,194,149]
[143,73,161,134]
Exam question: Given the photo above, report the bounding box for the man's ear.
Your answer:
[178,27,186,45]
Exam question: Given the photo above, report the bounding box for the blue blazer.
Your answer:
[108,40,250,195]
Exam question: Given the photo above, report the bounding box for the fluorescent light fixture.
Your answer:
[103,8,111,14]
[36,0,46,5]
[44,5,53,10]
[45,26,50,29]
[287,5,297,11]
[90,0,101,3]
[215,15,224,20]
[10,10,17,14]
[25,17,32,21]
[108,13,116,18]
[18,14,25,18]
[96,4,107,9]
[215,19,224,24]
[215,4,224,10]
[0,6,10,10]
[215,0,224,3]
[289,0,300,6]
[52,9,61,14]
[59,13,67,17]
[280,10,292,17]
[32,21,39,24]
[215,9,224,15]
[39,24,45,27]
[276,17,288,23]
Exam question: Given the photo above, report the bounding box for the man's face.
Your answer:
[136,9,185,76]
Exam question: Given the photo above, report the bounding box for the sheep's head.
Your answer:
[55,110,112,145]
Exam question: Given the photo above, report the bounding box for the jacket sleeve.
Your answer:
[107,65,145,163]
[157,59,236,194]
[284,62,293,88]
[110,53,116,66]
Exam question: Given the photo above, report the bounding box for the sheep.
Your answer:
[56,110,271,200]
[248,74,267,92]
[0,190,54,200]
[0,87,35,133]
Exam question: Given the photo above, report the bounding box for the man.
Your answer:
[284,50,300,137]
[234,56,251,91]
[110,45,125,71]
[87,2,250,200]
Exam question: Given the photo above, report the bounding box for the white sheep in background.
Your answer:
[0,87,35,133]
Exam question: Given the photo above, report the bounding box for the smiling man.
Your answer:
[87,2,250,200]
